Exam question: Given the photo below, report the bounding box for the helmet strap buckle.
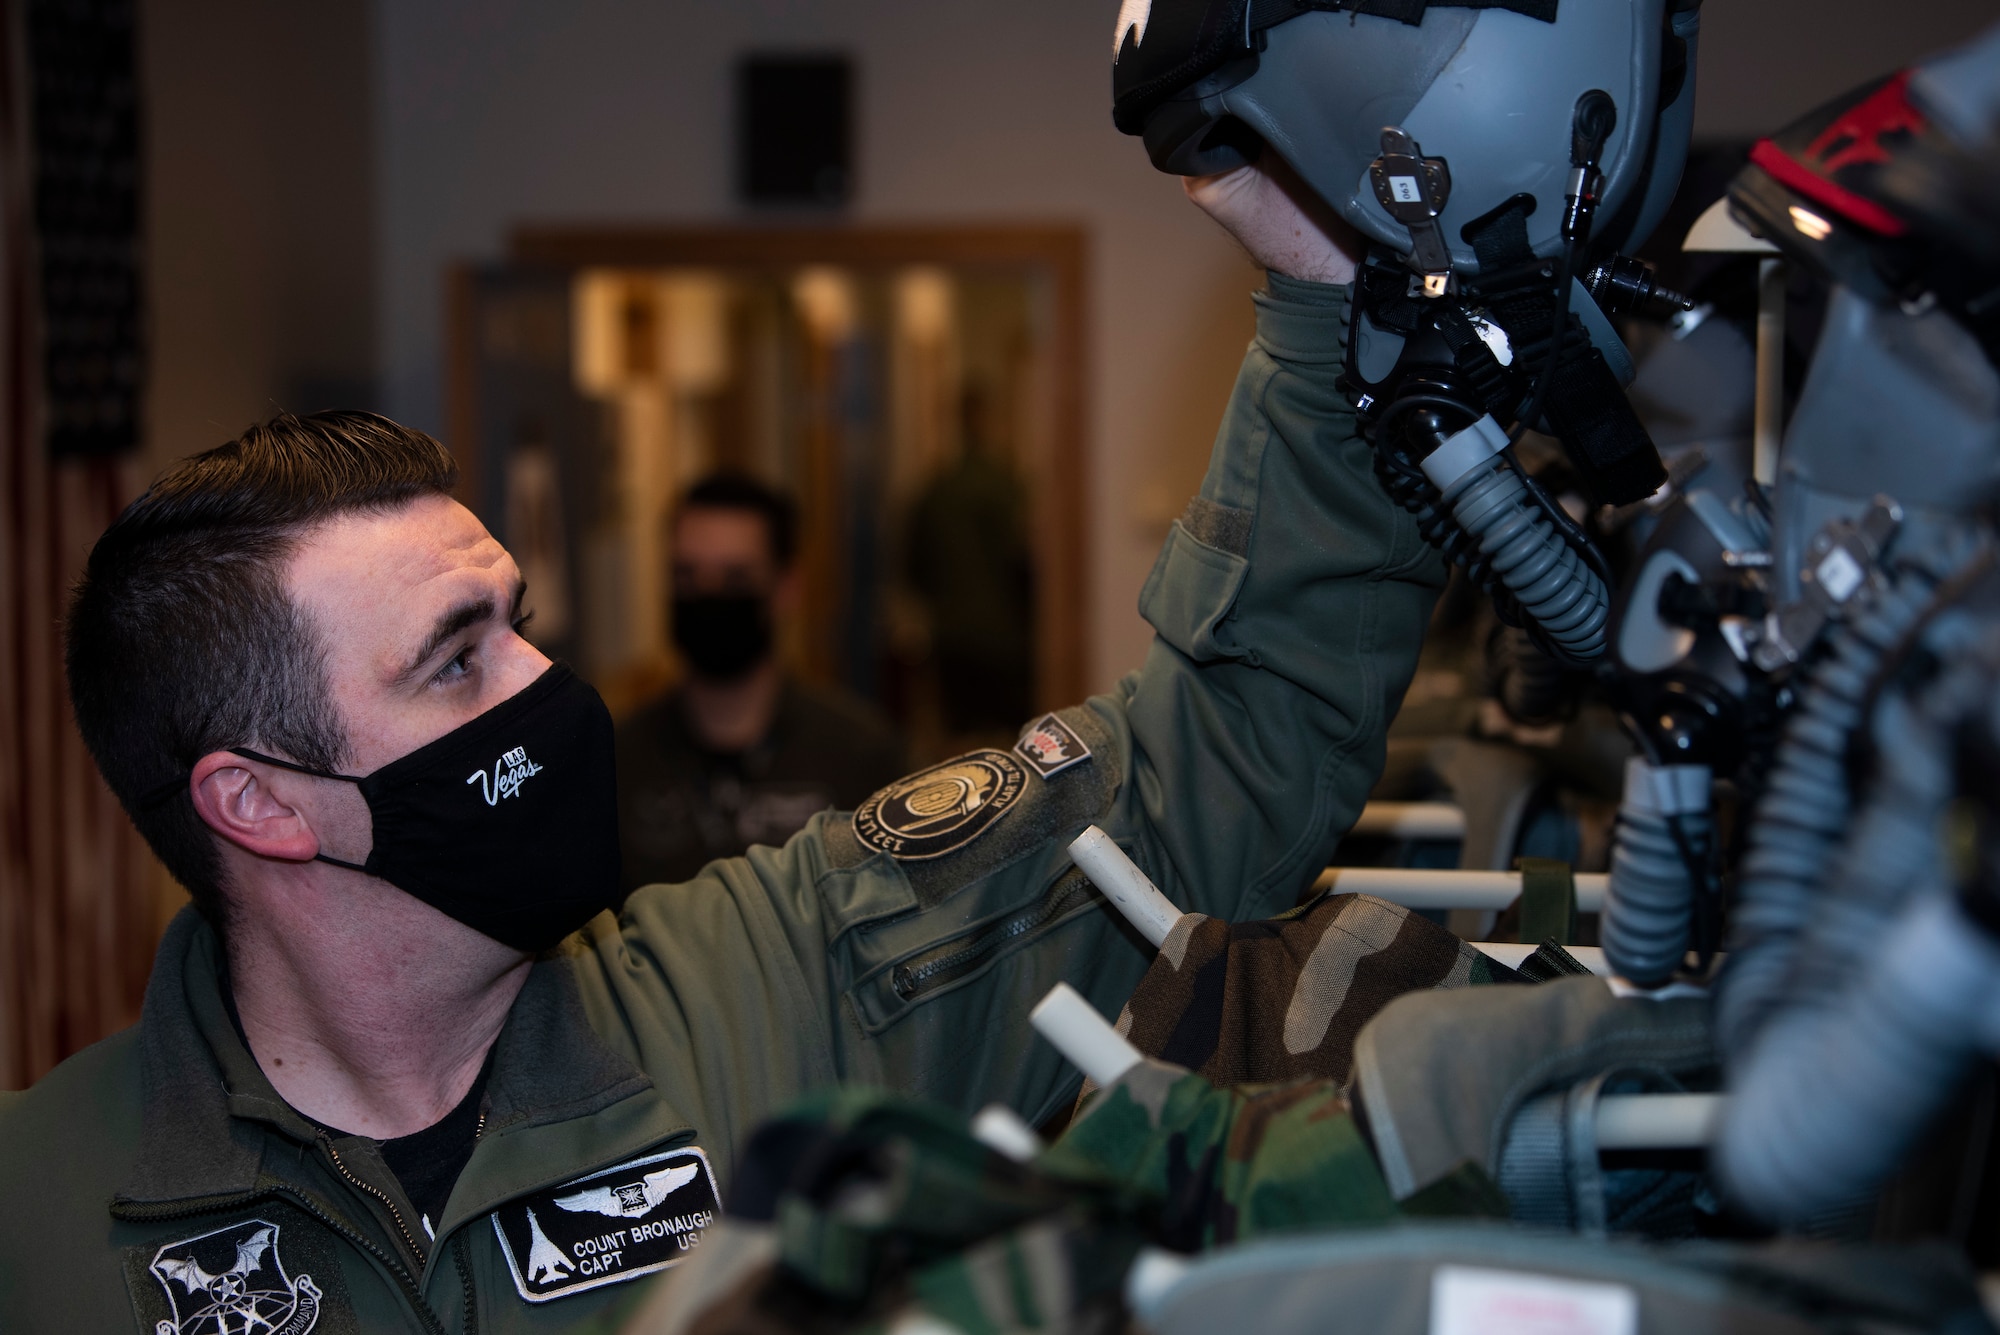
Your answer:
[1369,126,1455,292]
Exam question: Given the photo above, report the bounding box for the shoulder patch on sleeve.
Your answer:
[899,706,1121,908]
[853,751,1028,860]
[1014,713,1093,778]
[491,1146,720,1302]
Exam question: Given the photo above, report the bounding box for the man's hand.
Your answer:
[1184,155,1364,287]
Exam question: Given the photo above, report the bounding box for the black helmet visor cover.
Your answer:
[1727,66,2000,364]
[1113,0,1695,268]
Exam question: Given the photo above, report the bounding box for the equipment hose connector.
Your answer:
[1424,414,1610,661]
[1716,535,1982,1059]
[1601,759,1711,987]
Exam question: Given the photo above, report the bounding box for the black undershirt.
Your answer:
[221,975,493,1235]
[375,1050,492,1234]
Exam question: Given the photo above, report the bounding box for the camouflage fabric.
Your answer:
[621,1071,1506,1334]
[619,1086,1145,1335]
[1109,891,1511,1089]
[1044,1059,1507,1251]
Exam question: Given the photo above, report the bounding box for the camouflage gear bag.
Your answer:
[1108,891,1512,1089]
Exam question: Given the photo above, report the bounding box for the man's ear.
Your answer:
[187,752,320,863]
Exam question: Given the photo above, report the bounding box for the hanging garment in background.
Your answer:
[904,448,1035,735]
[616,677,906,888]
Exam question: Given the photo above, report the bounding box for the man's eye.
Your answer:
[512,609,536,636]
[433,646,475,684]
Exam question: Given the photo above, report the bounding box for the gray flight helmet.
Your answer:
[1117,0,1702,271]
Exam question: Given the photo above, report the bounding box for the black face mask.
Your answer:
[234,663,622,953]
[672,593,774,680]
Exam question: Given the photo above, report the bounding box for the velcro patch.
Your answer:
[129,1213,353,1335]
[1014,713,1093,778]
[491,1147,719,1302]
[854,750,1028,860]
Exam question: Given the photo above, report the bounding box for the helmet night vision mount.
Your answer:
[1113,0,1704,666]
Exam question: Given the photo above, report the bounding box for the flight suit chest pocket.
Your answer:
[839,866,1098,1035]
[1139,519,1253,664]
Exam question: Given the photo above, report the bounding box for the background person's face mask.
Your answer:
[234,663,622,952]
[671,592,775,680]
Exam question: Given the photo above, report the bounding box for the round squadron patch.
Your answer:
[854,750,1028,859]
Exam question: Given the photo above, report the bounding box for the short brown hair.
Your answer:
[679,471,798,568]
[66,411,458,926]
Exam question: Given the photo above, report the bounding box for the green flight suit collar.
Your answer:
[112,908,694,1249]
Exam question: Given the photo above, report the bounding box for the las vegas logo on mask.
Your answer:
[146,1220,322,1335]
[491,1147,721,1301]
[467,744,543,806]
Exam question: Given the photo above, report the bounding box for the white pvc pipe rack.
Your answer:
[1068,826,1181,949]
[1595,1092,1722,1150]
[1060,827,1724,1150]
[1313,866,1608,913]
[1030,982,1142,1088]
[1027,980,1722,1150]
[1349,802,1468,841]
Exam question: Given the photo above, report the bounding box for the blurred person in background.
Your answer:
[905,383,1035,742]
[618,473,906,888]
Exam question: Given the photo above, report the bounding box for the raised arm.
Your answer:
[585,163,1446,1171]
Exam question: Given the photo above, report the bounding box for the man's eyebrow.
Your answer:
[398,596,497,685]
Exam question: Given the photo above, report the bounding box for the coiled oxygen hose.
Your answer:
[1716,538,1978,1059]
[1424,415,1610,661]
[1718,891,2000,1224]
[1601,759,1712,987]
[1719,572,2000,1222]
[1490,624,1575,726]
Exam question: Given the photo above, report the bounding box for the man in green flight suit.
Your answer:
[0,158,1442,1330]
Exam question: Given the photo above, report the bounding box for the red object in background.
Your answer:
[1748,71,1926,238]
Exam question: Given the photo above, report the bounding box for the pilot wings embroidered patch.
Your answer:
[491,1147,720,1302]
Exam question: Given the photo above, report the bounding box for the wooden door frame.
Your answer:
[446,222,1090,711]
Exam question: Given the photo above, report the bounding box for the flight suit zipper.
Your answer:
[892,870,1099,1000]
[454,1232,481,1335]
[319,1130,429,1267]
[114,1186,449,1335]
[456,1107,488,1335]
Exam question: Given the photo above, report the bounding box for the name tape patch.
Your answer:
[491,1147,720,1303]
[1014,713,1093,778]
[854,750,1027,860]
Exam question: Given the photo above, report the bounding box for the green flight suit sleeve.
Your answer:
[580,275,1446,1176]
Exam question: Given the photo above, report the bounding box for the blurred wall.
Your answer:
[371,0,2000,693]
[1693,0,1997,139]
[144,0,376,483]
[374,0,1257,693]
